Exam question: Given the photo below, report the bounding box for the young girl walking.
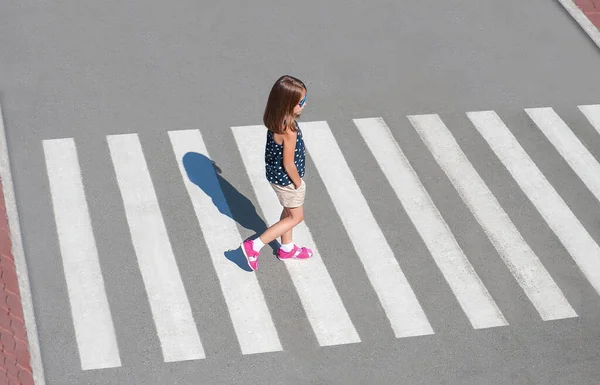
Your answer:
[241,75,314,271]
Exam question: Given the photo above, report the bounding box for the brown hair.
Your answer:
[263,75,307,134]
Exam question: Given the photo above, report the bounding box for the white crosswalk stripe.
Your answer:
[579,104,600,136]
[107,134,205,362]
[232,125,361,347]
[526,107,600,205]
[354,117,508,329]
[408,114,577,321]
[43,138,121,370]
[302,121,434,338]
[168,129,282,355]
[470,110,600,298]
[43,102,600,369]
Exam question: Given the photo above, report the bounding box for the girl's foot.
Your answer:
[277,245,313,260]
[241,239,260,270]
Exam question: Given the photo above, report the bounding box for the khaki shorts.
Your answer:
[270,179,306,208]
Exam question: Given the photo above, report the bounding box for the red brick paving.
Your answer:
[0,178,34,385]
[574,0,600,29]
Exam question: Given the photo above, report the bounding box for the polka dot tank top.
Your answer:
[265,121,306,186]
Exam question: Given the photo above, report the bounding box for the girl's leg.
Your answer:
[279,208,293,245]
[259,206,304,245]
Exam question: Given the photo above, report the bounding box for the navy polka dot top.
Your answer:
[265,121,306,186]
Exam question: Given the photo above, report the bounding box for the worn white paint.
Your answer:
[169,129,283,355]
[474,108,600,297]
[409,114,576,321]
[354,117,508,329]
[108,133,204,362]
[302,121,434,338]
[44,138,122,370]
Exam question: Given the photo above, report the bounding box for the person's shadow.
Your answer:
[182,152,279,271]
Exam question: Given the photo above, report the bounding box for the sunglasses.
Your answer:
[299,93,307,107]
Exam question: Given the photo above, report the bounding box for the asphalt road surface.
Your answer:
[1,0,600,384]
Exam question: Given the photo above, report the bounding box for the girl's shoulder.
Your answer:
[281,119,299,132]
[280,129,297,142]
[270,129,296,145]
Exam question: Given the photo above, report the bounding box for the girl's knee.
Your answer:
[288,208,304,224]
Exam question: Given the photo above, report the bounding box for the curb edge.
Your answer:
[557,0,600,49]
[0,103,46,385]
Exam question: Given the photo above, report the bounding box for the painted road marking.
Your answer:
[528,106,600,205]
[354,117,508,329]
[43,138,121,370]
[107,134,205,362]
[500,108,600,296]
[579,104,600,137]
[169,129,282,355]
[302,121,434,338]
[232,125,361,346]
[409,114,577,321]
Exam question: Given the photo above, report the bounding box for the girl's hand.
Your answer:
[282,129,302,187]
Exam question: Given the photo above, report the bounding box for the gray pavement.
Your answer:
[1,0,600,384]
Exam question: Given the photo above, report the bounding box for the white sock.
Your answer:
[280,242,294,252]
[252,237,265,252]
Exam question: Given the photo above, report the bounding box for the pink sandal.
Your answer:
[241,239,260,271]
[277,244,313,260]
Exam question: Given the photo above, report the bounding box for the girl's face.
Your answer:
[293,89,307,117]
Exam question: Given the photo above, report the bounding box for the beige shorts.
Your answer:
[270,179,306,208]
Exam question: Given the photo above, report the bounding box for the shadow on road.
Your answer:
[181,152,278,271]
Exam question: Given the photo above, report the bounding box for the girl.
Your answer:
[241,75,313,271]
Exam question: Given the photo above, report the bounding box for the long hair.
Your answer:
[263,75,307,134]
